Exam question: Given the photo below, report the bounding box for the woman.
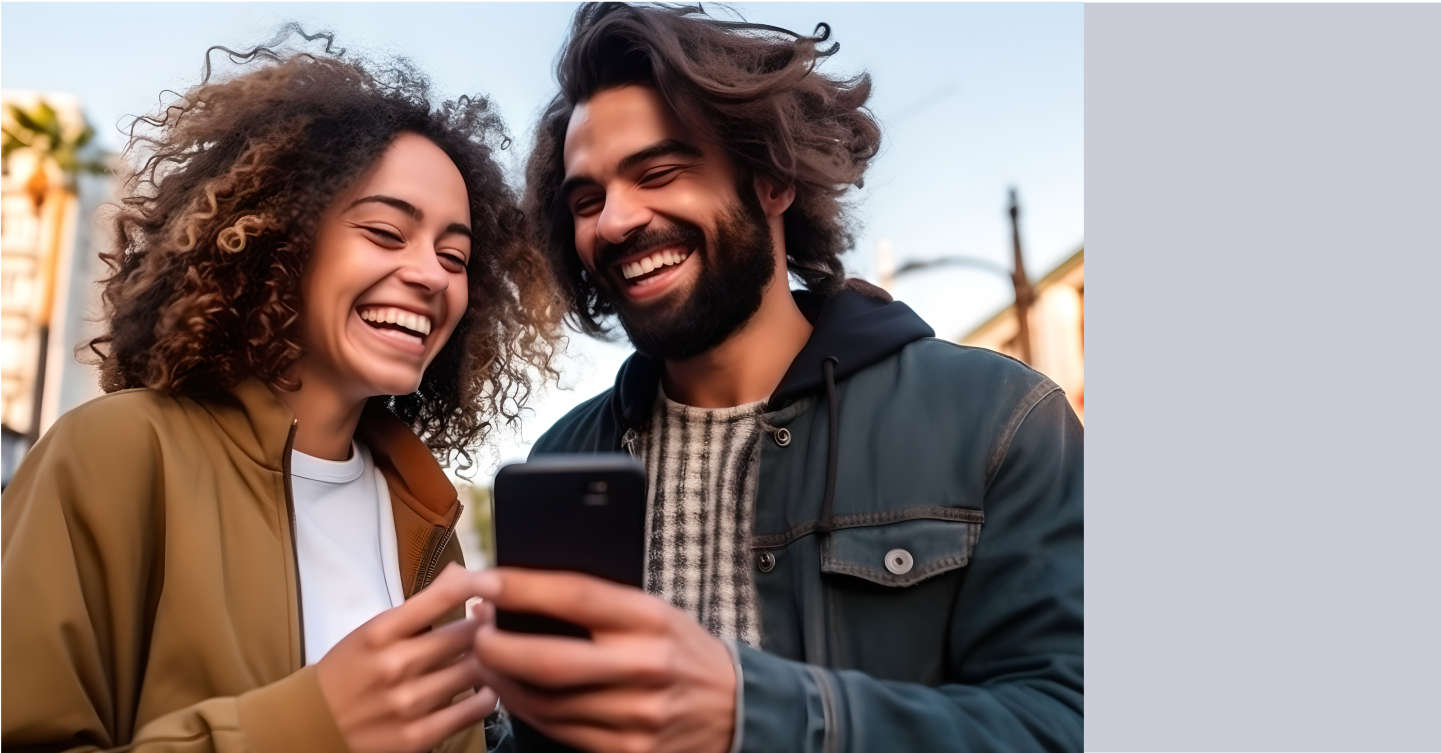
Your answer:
[1,30,557,753]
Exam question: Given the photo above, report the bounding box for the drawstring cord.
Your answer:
[817,356,840,668]
[818,357,840,533]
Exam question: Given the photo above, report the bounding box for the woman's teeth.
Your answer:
[621,249,689,280]
[358,306,432,336]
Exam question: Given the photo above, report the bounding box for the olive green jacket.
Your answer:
[2,379,479,752]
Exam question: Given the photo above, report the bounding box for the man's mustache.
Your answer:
[594,222,705,274]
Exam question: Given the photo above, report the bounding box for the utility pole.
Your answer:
[1009,188,1034,365]
[884,188,1037,365]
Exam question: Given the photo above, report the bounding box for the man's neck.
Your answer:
[661,263,813,409]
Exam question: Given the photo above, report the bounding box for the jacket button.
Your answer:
[773,428,791,447]
[884,548,914,575]
[757,551,776,573]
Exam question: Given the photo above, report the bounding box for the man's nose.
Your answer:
[596,190,652,246]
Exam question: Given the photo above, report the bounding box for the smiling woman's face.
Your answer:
[294,132,472,403]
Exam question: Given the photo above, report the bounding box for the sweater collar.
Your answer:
[609,284,935,427]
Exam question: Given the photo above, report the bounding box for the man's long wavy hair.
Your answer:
[88,28,561,471]
[525,3,883,336]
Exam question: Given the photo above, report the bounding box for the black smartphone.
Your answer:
[492,454,647,753]
[492,453,647,638]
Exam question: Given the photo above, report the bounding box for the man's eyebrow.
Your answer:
[347,195,422,220]
[616,139,702,174]
[558,139,704,203]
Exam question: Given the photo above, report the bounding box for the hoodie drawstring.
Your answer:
[817,357,841,668]
[818,357,840,533]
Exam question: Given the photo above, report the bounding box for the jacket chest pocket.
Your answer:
[819,514,981,587]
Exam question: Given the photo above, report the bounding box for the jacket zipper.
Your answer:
[413,503,463,595]
[282,419,306,668]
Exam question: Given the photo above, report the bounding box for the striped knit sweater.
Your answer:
[633,389,765,648]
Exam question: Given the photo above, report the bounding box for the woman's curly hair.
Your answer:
[525,3,882,336]
[88,27,562,472]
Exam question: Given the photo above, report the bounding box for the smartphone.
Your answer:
[491,453,647,638]
[491,454,647,753]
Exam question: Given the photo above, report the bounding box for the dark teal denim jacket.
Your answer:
[528,290,1083,752]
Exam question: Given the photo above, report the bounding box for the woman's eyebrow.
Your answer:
[348,195,469,240]
[441,223,472,240]
[347,195,422,219]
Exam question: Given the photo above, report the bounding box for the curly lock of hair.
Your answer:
[524,3,883,336]
[87,26,563,472]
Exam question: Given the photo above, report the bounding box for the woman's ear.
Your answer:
[752,176,796,219]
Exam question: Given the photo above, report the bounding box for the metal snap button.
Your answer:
[757,550,776,573]
[884,548,914,575]
[774,428,791,447]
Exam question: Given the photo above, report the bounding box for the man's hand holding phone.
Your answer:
[470,568,737,753]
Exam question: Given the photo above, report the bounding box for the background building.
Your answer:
[959,247,1084,422]
[1,91,113,487]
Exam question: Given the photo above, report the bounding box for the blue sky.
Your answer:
[2,2,1082,474]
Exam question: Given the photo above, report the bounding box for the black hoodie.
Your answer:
[540,283,936,455]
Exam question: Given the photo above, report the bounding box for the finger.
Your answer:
[471,597,495,626]
[480,568,671,633]
[471,685,499,716]
[520,720,643,753]
[394,654,488,720]
[394,617,484,678]
[373,564,483,641]
[473,623,668,689]
[532,714,727,753]
[402,679,504,753]
[491,679,659,731]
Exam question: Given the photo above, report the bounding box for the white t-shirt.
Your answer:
[291,440,406,664]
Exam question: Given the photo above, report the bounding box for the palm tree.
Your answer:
[1,99,111,444]
[2,100,109,210]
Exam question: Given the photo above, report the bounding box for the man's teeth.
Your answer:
[621,249,690,280]
[358,306,432,336]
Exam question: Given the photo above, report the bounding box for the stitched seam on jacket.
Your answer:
[126,730,224,750]
[822,551,972,587]
[984,382,1062,494]
[803,663,842,753]
[751,506,984,549]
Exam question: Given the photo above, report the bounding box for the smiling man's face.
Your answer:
[562,85,776,361]
[295,132,471,403]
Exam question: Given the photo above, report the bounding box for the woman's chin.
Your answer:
[355,370,425,401]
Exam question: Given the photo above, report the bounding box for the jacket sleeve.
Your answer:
[1,406,350,753]
[735,389,1084,752]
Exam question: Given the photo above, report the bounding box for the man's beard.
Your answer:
[596,192,776,362]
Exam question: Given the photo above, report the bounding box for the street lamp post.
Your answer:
[1008,188,1034,365]
[890,188,1034,364]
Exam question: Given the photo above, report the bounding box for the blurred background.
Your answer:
[1,2,1083,567]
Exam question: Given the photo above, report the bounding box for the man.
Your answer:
[470,5,1083,752]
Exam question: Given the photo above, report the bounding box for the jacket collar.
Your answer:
[609,284,935,427]
[216,378,458,527]
[356,402,458,528]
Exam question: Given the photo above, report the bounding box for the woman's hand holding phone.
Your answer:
[315,564,499,753]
